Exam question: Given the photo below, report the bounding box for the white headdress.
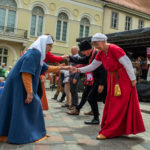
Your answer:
[91,33,108,42]
[29,35,53,66]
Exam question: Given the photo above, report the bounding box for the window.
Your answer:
[79,18,90,38]
[0,0,17,32]
[0,48,8,66]
[125,16,132,31]
[111,12,118,29]
[56,12,68,41]
[30,6,44,36]
[138,20,144,29]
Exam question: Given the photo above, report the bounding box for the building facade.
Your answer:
[0,0,104,67]
[1,0,150,68]
[102,0,150,34]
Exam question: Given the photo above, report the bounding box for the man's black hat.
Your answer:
[78,40,92,51]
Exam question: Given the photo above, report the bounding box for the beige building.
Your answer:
[1,0,150,68]
[0,0,104,67]
[102,0,150,34]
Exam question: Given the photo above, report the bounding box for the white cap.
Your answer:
[91,33,108,42]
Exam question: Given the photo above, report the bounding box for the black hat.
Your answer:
[79,40,92,51]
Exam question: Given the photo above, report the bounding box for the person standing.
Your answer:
[5,66,12,78]
[71,33,145,140]
[0,63,6,78]
[40,49,67,110]
[57,72,66,102]
[39,34,67,110]
[69,46,80,109]
[61,69,72,108]
[67,40,107,125]
[52,71,64,100]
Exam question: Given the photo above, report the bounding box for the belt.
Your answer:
[109,68,123,96]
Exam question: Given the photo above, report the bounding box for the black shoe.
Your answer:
[58,99,64,102]
[84,118,99,125]
[51,95,57,100]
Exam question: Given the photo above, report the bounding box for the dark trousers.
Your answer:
[60,91,66,101]
[70,77,79,106]
[76,83,100,119]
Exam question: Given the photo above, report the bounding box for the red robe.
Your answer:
[44,52,63,63]
[41,52,63,110]
[95,44,145,138]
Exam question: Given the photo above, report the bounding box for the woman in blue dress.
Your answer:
[0,35,60,144]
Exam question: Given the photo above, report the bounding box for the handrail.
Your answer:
[0,26,28,39]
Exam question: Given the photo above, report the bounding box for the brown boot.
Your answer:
[67,108,80,115]
[96,134,106,140]
[68,106,75,110]
[61,104,69,108]
[84,110,93,115]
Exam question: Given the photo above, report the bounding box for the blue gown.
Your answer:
[0,49,48,144]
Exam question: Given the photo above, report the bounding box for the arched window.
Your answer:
[56,12,68,41]
[0,0,17,32]
[79,17,90,38]
[30,6,44,36]
[0,48,8,66]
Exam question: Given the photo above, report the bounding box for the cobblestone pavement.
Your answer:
[0,90,150,150]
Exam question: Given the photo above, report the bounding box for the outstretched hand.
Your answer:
[59,65,71,70]
[62,55,69,61]
[70,67,79,74]
[59,63,66,67]
[58,65,80,74]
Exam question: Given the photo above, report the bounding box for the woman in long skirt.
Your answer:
[0,35,62,144]
[40,52,64,110]
[71,33,145,140]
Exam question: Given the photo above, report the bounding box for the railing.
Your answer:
[0,26,28,39]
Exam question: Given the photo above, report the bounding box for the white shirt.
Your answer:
[61,70,70,83]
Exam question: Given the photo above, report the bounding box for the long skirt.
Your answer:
[99,68,145,138]
[41,76,49,110]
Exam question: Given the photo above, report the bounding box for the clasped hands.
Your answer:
[62,54,69,61]
[59,65,79,74]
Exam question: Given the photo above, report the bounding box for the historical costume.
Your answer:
[76,33,145,139]
[0,35,60,144]
[40,52,63,110]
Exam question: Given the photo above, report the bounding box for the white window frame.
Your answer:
[125,16,132,31]
[79,17,90,38]
[56,13,68,42]
[35,15,43,36]
[111,11,118,29]
[0,48,9,66]
[30,7,44,37]
[0,5,16,33]
[138,20,144,29]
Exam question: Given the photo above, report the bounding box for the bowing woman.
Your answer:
[71,33,145,140]
[0,35,62,144]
